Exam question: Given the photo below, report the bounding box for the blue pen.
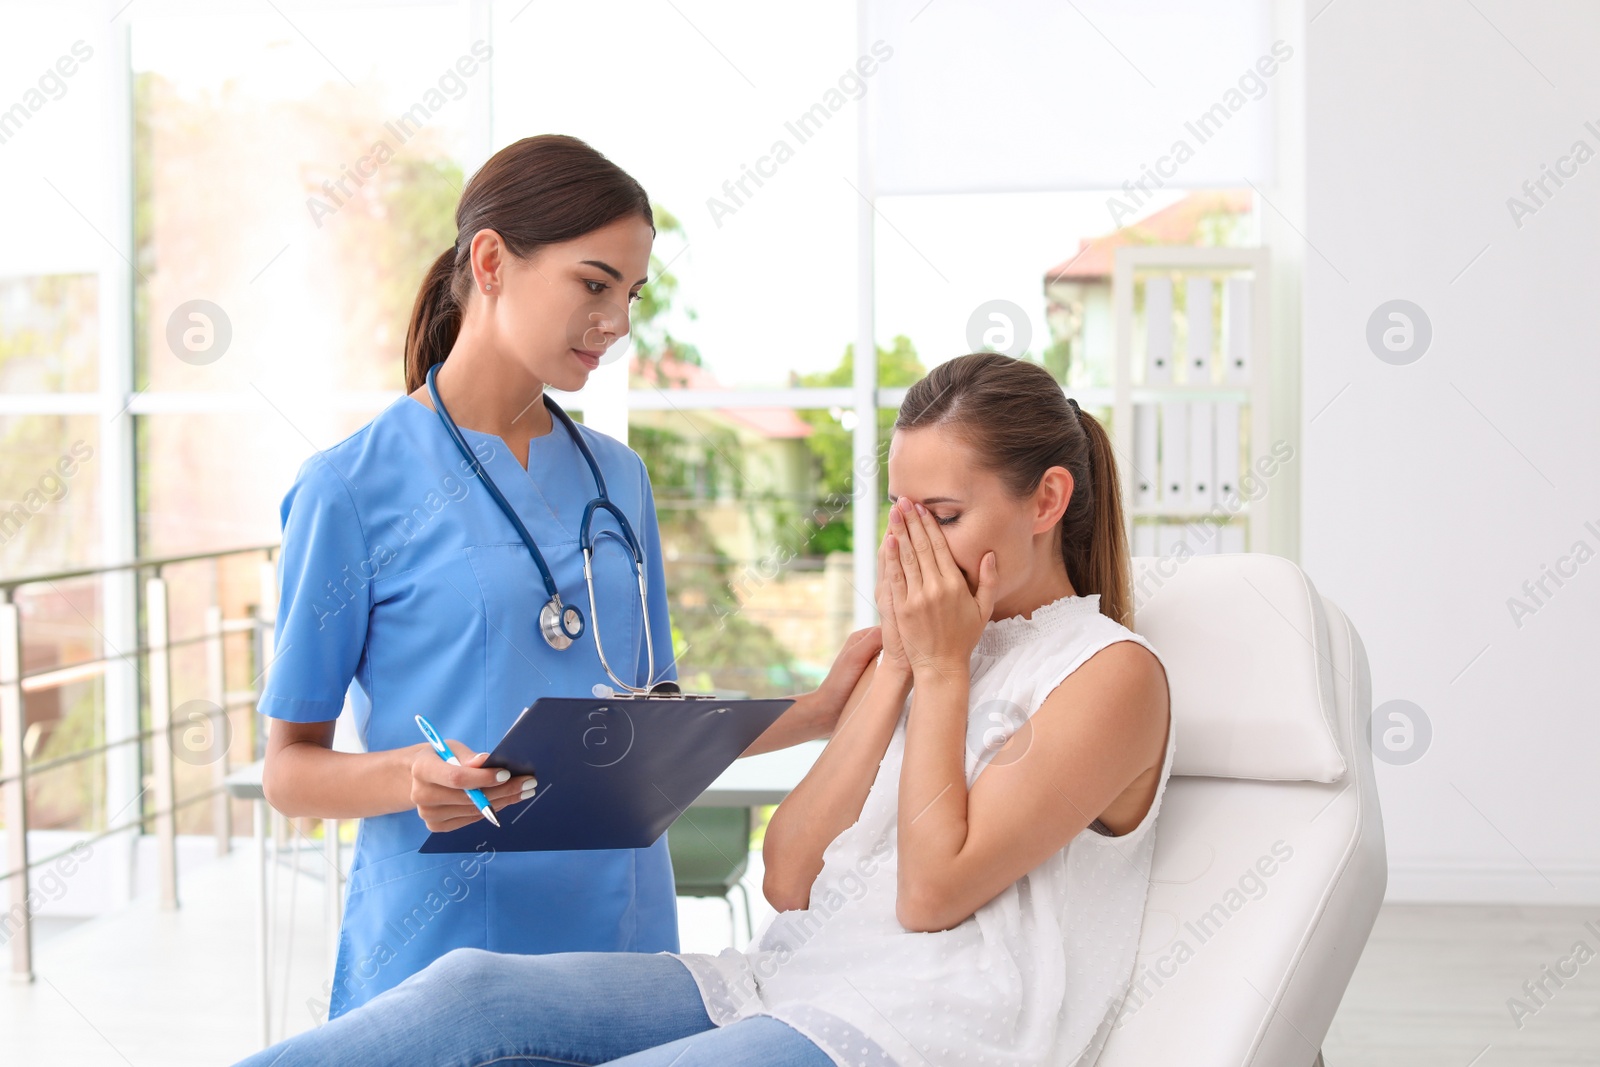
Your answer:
[414,714,501,828]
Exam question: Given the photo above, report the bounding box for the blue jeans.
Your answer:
[233,947,835,1067]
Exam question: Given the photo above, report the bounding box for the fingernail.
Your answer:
[476,753,489,761]
[495,769,511,783]
[890,508,902,524]
[915,502,926,515]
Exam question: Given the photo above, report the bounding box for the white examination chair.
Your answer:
[1094,553,1386,1067]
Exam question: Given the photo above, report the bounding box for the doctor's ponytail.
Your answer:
[894,352,1134,629]
[407,247,463,390]
[404,134,655,393]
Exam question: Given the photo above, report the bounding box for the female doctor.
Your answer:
[258,134,880,1020]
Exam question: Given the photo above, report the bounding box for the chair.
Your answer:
[1094,554,1387,1067]
[667,805,756,945]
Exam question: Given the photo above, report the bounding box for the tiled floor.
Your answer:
[1320,902,1600,1066]
[2,846,1596,1065]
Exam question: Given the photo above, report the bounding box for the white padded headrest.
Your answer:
[1130,553,1346,782]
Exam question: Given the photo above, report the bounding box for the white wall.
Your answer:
[1304,0,1600,903]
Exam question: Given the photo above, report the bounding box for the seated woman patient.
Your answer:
[235,351,1174,1067]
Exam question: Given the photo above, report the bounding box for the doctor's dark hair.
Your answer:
[894,352,1133,628]
[404,134,655,393]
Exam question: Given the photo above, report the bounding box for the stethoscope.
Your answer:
[426,362,667,696]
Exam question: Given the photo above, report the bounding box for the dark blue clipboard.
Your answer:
[418,694,794,853]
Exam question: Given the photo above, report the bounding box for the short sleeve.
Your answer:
[635,458,679,687]
[258,455,371,723]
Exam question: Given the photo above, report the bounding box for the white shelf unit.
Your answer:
[1109,246,1272,556]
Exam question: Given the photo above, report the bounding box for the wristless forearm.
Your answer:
[741,694,827,757]
[762,665,912,897]
[263,741,421,820]
[897,667,973,881]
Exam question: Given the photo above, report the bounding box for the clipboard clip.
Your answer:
[591,681,718,701]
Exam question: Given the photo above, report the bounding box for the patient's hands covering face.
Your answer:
[876,526,911,675]
[884,497,997,677]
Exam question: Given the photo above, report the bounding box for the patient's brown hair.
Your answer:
[895,352,1133,628]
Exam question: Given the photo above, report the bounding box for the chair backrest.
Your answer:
[669,806,752,895]
[1094,554,1387,1067]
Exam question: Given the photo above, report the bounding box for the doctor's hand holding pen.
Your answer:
[409,736,537,833]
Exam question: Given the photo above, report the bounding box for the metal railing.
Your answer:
[0,544,278,981]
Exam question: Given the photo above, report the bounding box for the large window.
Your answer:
[2,0,1275,833]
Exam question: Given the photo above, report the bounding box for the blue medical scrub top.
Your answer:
[258,393,681,1019]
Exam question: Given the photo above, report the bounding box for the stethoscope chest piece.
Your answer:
[540,598,584,650]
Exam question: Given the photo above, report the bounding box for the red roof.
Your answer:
[1044,190,1254,283]
[630,352,814,439]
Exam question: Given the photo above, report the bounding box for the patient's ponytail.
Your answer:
[895,352,1133,628]
[1069,403,1132,628]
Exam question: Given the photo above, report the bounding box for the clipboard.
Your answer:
[418,693,794,854]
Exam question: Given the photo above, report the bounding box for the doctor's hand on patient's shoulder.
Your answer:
[408,739,538,832]
[805,625,884,734]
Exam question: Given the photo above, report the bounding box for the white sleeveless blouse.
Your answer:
[666,591,1176,1067]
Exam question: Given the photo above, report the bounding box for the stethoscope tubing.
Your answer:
[423,362,658,691]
